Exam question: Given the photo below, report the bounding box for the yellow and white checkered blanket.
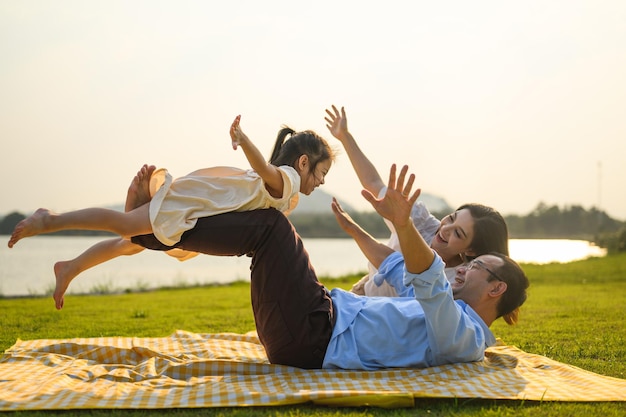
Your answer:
[1,330,624,410]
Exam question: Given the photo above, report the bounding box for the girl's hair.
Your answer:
[458,203,509,259]
[269,127,335,174]
[487,252,530,325]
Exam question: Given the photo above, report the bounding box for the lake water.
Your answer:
[0,236,607,297]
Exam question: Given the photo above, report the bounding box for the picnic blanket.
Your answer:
[1,330,625,410]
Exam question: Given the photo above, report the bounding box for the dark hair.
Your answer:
[269,127,334,174]
[458,203,509,259]
[488,252,530,325]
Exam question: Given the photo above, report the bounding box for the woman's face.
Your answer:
[299,158,332,195]
[430,208,475,263]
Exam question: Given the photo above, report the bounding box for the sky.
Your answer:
[1,0,625,221]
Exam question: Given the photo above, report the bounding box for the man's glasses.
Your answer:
[466,259,504,282]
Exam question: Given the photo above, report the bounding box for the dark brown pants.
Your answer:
[132,209,334,369]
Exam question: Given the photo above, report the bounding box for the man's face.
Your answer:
[451,254,505,305]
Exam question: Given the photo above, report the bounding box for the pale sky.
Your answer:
[2,0,625,221]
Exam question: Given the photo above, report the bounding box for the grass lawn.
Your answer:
[1,253,625,416]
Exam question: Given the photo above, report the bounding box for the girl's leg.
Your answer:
[126,164,155,212]
[8,204,153,248]
[51,164,156,309]
[7,164,157,248]
[53,238,144,310]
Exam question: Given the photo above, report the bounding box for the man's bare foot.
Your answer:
[7,208,54,248]
[125,164,156,212]
[53,260,79,310]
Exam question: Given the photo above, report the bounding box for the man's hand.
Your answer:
[362,164,420,228]
[365,164,433,274]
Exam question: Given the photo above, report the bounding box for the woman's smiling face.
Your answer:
[430,208,475,263]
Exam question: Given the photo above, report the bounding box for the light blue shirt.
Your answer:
[323,253,496,370]
[372,251,415,297]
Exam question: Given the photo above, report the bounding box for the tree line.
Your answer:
[1,203,625,253]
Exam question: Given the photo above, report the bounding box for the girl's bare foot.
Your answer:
[53,260,78,310]
[7,208,54,248]
[125,164,156,212]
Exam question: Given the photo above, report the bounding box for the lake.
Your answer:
[0,236,607,297]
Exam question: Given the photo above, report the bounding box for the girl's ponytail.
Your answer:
[269,127,296,165]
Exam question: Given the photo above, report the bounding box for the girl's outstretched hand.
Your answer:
[324,105,349,141]
[230,115,247,150]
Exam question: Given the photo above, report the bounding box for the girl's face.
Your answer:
[430,208,475,264]
[298,157,332,195]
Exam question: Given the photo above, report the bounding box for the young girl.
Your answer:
[8,115,335,309]
[324,105,509,297]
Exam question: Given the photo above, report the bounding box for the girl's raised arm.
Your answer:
[230,115,284,198]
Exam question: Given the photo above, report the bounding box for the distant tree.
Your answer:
[289,211,389,238]
[0,212,25,235]
[596,227,626,254]
[504,202,624,239]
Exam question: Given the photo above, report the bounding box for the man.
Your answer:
[330,194,525,326]
[132,164,529,370]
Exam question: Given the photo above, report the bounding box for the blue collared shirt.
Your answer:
[372,251,415,297]
[322,253,496,370]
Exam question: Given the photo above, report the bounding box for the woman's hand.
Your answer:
[324,105,349,142]
[331,197,359,235]
[331,196,394,268]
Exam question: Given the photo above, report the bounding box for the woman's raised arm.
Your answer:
[325,105,385,196]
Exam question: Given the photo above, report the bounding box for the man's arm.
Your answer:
[366,165,488,363]
[362,164,434,274]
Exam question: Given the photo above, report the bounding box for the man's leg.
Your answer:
[131,209,334,369]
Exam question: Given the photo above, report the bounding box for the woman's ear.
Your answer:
[464,249,477,258]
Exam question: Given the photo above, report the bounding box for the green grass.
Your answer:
[2,254,626,416]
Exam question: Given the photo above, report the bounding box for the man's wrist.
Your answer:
[392,221,412,232]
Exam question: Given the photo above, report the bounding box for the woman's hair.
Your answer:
[488,252,530,325]
[269,127,334,174]
[458,203,509,259]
